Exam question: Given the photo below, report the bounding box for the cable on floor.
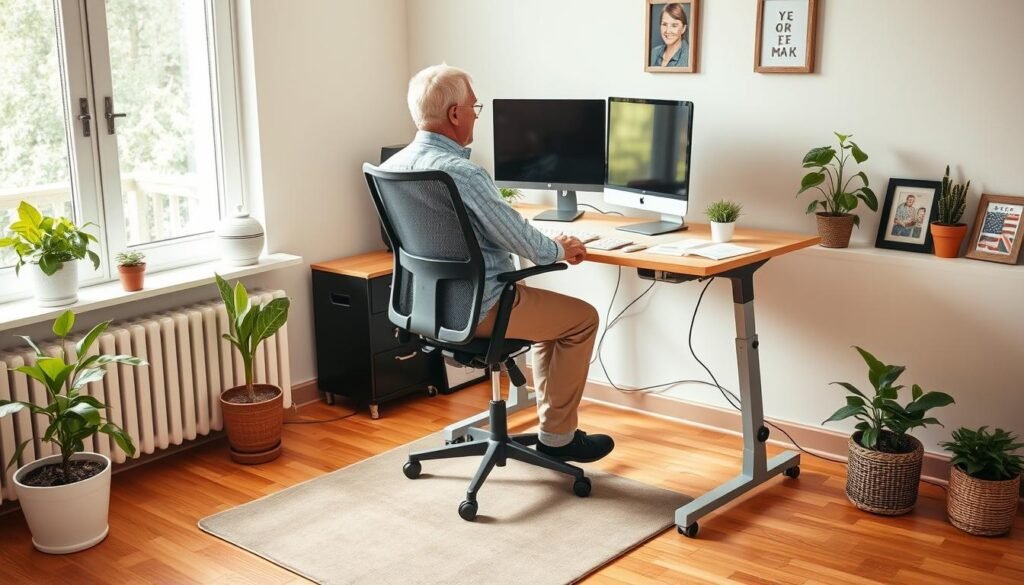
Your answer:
[284,410,359,424]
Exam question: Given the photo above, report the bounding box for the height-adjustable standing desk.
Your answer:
[442,204,820,537]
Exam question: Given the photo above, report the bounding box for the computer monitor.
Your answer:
[604,97,694,235]
[493,99,606,222]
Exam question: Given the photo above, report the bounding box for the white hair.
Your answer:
[407,64,473,129]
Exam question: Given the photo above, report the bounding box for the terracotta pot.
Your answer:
[117,263,146,292]
[846,432,923,516]
[930,223,968,258]
[220,384,283,464]
[947,465,1020,536]
[815,213,856,248]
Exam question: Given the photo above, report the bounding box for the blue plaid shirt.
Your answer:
[380,131,563,318]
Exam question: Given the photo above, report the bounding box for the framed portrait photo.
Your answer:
[965,194,1024,264]
[755,0,818,73]
[645,0,699,73]
[874,179,942,253]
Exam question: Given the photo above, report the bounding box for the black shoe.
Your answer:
[536,430,615,463]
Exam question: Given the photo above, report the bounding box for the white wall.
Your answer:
[406,0,1024,454]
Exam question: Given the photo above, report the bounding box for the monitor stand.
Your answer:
[617,215,688,236]
[533,190,584,222]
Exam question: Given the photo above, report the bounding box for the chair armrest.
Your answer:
[496,263,567,283]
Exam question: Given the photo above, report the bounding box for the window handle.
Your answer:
[104,97,128,134]
[78,98,91,137]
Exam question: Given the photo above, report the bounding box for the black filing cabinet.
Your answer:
[311,251,444,419]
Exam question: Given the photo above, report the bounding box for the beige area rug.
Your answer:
[199,434,691,585]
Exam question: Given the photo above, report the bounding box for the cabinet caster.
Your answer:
[783,466,800,479]
[369,404,380,420]
[426,385,438,397]
[572,477,592,498]
[677,523,699,538]
[459,499,478,521]
[403,460,421,479]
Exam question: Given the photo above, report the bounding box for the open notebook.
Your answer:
[647,239,758,260]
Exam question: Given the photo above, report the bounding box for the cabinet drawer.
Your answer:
[370,275,392,314]
[370,311,406,353]
[373,345,432,397]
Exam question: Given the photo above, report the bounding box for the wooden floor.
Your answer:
[1,382,1021,585]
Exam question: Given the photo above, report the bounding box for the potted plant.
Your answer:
[115,250,146,292]
[215,274,291,464]
[705,199,742,243]
[824,346,954,515]
[499,187,523,205]
[0,310,145,553]
[931,165,970,258]
[0,201,100,306]
[797,133,878,248]
[940,426,1022,536]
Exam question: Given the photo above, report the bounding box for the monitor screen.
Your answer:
[605,97,693,201]
[493,99,606,190]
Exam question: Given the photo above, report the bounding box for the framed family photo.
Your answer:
[965,194,1024,264]
[755,0,818,73]
[875,179,941,253]
[645,0,700,73]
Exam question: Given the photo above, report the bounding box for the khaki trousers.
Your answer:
[475,285,599,442]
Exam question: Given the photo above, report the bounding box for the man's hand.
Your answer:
[554,235,586,265]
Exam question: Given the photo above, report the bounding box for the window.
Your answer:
[0,0,243,303]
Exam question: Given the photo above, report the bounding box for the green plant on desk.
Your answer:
[824,346,954,453]
[705,200,742,223]
[797,132,878,227]
[499,187,523,204]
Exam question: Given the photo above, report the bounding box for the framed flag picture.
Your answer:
[965,194,1024,264]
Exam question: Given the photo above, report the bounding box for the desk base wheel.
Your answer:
[459,500,478,521]
[403,460,421,479]
[677,523,699,538]
[784,466,800,479]
[573,477,591,498]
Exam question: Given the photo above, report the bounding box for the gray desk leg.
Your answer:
[442,354,537,443]
[674,265,800,535]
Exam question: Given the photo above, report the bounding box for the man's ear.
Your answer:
[448,104,460,127]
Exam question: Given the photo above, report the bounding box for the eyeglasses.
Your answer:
[472,103,484,117]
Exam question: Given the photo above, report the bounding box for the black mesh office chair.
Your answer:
[362,163,592,521]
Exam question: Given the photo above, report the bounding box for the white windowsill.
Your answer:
[0,253,303,332]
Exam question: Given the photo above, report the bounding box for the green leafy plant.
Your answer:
[115,250,146,267]
[498,187,523,204]
[705,200,742,223]
[215,274,291,403]
[0,311,145,480]
[824,346,955,453]
[0,201,100,276]
[797,132,879,227]
[936,165,969,226]
[940,427,1023,482]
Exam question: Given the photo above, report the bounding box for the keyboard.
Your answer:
[585,237,633,251]
[532,225,600,244]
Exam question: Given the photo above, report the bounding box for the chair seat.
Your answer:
[424,337,532,368]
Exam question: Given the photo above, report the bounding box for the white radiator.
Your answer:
[0,289,291,503]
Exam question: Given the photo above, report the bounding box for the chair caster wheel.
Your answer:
[572,477,592,498]
[427,385,438,397]
[459,500,478,521]
[403,460,421,479]
[677,523,699,538]
[784,466,800,479]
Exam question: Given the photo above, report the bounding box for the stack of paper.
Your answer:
[647,239,758,260]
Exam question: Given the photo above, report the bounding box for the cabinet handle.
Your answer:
[330,293,351,307]
[394,351,418,361]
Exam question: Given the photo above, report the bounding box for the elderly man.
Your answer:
[381,64,614,463]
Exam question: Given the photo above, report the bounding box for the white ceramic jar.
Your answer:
[216,206,265,266]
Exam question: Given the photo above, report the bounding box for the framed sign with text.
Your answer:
[755,0,817,73]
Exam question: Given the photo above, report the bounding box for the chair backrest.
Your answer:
[362,163,485,345]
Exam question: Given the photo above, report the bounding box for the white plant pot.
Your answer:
[13,452,111,554]
[26,261,79,307]
[710,221,736,243]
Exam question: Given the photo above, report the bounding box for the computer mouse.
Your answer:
[621,244,647,253]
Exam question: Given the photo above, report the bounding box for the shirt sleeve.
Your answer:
[458,166,563,265]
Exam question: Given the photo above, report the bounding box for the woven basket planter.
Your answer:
[947,465,1020,536]
[846,432,923,515]
[816,213,856,248]
[220,384,284,464]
